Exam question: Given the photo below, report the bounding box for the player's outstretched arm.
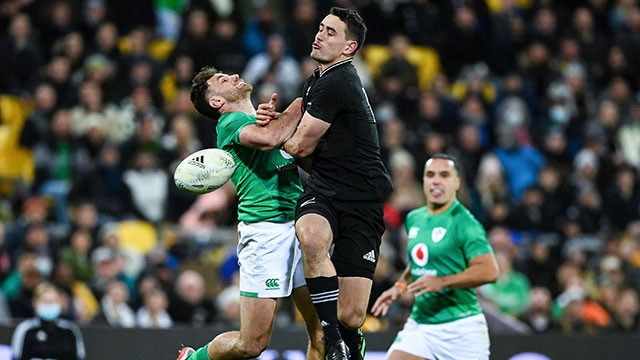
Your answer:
[407,253,499,297]
[282,112,330,157]
[239,96,303,150]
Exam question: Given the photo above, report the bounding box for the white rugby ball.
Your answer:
[174,148,236,195]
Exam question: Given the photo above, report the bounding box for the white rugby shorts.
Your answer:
[388,314,490,360]
[236,221,305,298]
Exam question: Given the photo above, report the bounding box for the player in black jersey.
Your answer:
[257,7,393,360]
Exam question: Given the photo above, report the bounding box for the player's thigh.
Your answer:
[387,350,427,360]
[387,318,435,360]
[239,296,277,342]
[237,221,301,298]
[337,276,372,326]
[434,315,490,360]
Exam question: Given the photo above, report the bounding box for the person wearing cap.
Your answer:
[11,282,86,359]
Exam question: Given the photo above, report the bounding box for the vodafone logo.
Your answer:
[411,243,428,267]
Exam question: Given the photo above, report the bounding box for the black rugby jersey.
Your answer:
[302,59,393,201]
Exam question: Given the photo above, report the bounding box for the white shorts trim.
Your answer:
[388,314,490,360]
[237,221,305,298]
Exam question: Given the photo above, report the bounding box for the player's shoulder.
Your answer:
[406,206,428,222]
[450,200,481,224]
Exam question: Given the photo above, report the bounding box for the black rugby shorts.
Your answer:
[295,191,385,279]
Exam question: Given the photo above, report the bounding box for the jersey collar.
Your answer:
[314,58,353,79]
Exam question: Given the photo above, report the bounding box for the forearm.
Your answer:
[440,263,498,289]
[397,265,412,285]
[239,98,302,150]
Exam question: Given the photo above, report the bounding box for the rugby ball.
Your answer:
[174,148,236,195]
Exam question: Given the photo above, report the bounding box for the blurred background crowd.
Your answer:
[0,0,639,336]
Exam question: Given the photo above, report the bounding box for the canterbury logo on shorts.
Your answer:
[265,278,280,290]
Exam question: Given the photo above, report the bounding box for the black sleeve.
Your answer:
[306,76,345,124]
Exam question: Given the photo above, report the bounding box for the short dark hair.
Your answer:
[427,153,462,175]
[190,66,220,119]
[330,7,367,55]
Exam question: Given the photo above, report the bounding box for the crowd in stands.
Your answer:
[0,0,639,335]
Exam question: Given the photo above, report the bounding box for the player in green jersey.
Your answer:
[176,67,323,360]
[372,154,499,360]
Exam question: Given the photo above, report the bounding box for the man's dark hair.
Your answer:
[428,153,462,176]
[190,66,220,119]
[330,7,367,55]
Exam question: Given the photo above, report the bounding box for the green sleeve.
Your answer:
[459,215,493,261]
[216,112,256,149]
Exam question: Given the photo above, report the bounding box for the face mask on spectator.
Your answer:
[37,303,62,321]
[550,105,569,124]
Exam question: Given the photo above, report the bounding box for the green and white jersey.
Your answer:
[216,111,302,223]
[404,199,493,324]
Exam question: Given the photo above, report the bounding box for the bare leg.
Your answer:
[207,296,277,360]
[292,286,324,360]
[337,277,372,329]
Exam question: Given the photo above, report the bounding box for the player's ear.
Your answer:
[343,40,358,56]
[455,176,461,191]
[210,95,225,110]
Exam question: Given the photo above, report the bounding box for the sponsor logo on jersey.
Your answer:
[265,278,280,290]
[431,227,447,243]
[411,268,437,276]
[408,227,420,238]
[362,250,376,263]
[276,162,297,172]
[411,243,428,266]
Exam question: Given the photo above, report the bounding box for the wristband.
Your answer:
[394,281,407,293]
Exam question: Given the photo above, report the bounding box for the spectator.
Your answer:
[58,229,94,283]
[612,287,640,332]
[618,101,640,167]
[170,9,217,73]
[33,109,90,224]
[287,0,319,60]
[19,83,58,150]
[122,151,168,223]
[136,287,172,328]
[4,253,45,319]
[520,287,560,333]
[242,33,301,104]
[97,280,136,328]
[11,282,85,360]
[0,12,41,96]
[168,270,217,326]
[70,81,132,144]
[479,251,531,317]
[603,166,640,231]
[0,222,12,283]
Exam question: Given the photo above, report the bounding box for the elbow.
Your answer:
[486,266,499,284]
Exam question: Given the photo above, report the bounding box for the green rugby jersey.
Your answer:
[216,111,302,223]
[404,199,493,324]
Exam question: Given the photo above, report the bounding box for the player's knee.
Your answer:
[339,309,366,329]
